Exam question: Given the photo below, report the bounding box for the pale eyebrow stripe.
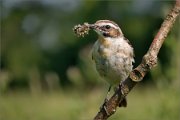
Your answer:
[95,20,119,28]
[98,23,119,29]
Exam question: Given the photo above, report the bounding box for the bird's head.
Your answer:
[89,20,123,38]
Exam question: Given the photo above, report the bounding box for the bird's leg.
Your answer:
[106,85,112,100]
[100,85,112,115]
[118,81,128,107]
[103,85,111,103]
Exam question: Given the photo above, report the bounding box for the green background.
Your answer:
[1,0,180,120]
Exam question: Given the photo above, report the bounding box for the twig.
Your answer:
[94,0,180,120]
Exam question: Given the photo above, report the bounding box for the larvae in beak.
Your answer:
[73,22,95,37]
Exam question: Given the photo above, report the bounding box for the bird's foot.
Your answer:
[100,98,110,116]
[119,81,129,96]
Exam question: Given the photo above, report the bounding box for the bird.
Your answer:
[90,20,134,107]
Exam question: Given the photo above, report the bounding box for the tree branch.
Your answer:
[94,1,180,120]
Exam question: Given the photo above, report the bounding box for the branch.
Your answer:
[94,1,180,120]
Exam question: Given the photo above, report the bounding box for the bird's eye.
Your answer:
[105,25,111,29]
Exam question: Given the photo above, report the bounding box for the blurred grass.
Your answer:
[0,85,179,120]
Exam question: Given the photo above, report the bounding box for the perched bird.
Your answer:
[91,20,134,107]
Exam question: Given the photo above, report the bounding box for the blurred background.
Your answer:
[0,0,180,120]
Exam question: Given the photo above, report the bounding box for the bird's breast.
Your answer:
[92,37,134,85]
[98,46,111,58]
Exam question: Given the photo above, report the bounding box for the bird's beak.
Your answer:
[89,24,101,35]
[89,24,98,30]
[89,24,106,37]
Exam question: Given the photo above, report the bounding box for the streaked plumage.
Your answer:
[91,20,134,107]
[92,20,134,85]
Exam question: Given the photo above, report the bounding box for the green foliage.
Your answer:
[1,0,179,90]
[1,1,180,119]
